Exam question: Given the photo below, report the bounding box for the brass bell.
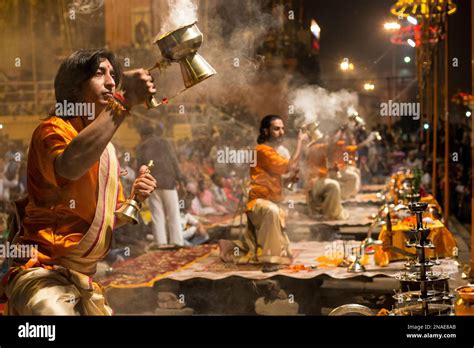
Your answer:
[114,160,154,224]
[347,259,365,273]
[348,258,366,273]
[114,199,141,225]
[347,243,367,273]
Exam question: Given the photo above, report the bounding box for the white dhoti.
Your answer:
[233,199,292,264]
[4,267,112,315]
[308,177,349,221]
[338,165,361,200]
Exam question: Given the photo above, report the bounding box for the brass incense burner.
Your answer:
[147,22,216,108]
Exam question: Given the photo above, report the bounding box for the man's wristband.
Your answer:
[114,92,127,108]
[107,92,129,113]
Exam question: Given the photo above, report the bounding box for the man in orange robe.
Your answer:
[332,133,361,200]
[218,115,307,271]
[305,139,348,221]
[1,49,157,315]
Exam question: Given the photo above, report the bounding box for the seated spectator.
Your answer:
[211,174,239,211]
[186,181,218,216]
[0,157,19,204]
[181,199,209,246]
[197,179,228,214]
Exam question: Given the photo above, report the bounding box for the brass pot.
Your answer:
[154,22,216,89]
[454,285,474,316]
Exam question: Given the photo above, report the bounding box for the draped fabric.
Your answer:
[1,116,125,315]
[247,143,288,209]
[375,196,457,266]
[234,199,291,265]
[305,143,329,181]
[14,116,125,274]
[4,266,112,315]
[233,144,291,265]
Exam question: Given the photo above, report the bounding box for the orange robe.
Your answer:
[333,140,346,169]
[1,116,127,315]
[375,196,457,265]
[233,143,291,264]
[305,143,349,220]
[15,116,126,271]
[247,143,289,209]
[333,140,358,169]
[305,143,328,182]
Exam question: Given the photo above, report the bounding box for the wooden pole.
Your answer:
[443,9,449,222]
[419,57,424,142]
[432,47,438,197]
[426,61,431,160]
[28,1,38,114]
[420,13,429,143]
[425,0,432,155]
[470,0,474,278]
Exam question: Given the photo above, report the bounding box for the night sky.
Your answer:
[302,0,471,93]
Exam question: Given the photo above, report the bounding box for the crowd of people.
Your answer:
[0,114,471,257]
[111,121,248,255]
[365,119,472,223]
[0,133,27,219]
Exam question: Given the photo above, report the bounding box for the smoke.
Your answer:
[289,85,359,134]
[155,1,360,143]
[179,0,290,119]
[159,0,199,36]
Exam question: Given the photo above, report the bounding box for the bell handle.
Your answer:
[125,160,154,203]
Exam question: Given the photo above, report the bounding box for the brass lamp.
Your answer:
[146,22,216,108]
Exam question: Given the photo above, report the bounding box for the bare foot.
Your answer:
[218,239,235,263]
